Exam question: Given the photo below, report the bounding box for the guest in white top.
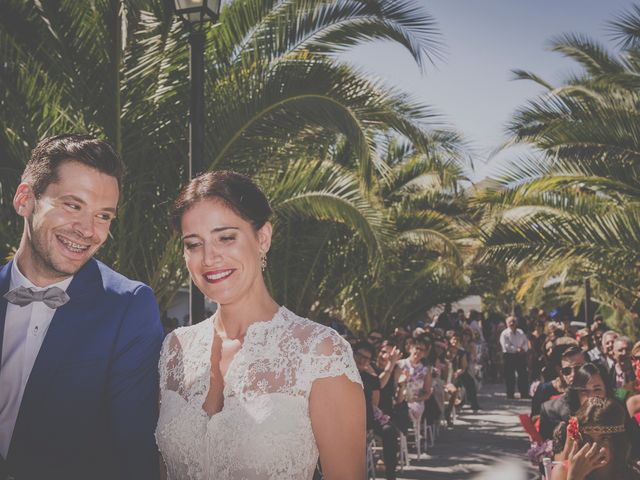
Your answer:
[588,330,618,370]
[499,316,530,399]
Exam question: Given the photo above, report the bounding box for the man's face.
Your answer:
[507,317,517,331]
[15,160,119,286]
[613,341,630,364]
[354,348,373,371]
[560,353,585,386]
[602,333,618,356]
[368,332,383,347]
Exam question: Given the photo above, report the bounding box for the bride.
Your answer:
[155,171,365,479]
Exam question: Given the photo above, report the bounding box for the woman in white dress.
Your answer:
[397,336,432,426]
[155,171,365,479]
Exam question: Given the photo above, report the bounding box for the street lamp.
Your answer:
[174,0,221,24]
[174,0,221,324]
[584,278,592,328]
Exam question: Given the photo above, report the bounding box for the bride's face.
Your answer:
[180,198,271,305]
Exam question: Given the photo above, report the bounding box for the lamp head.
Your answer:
[174,0,221,24]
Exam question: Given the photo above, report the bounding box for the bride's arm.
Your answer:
[159,455,167,480]
[310,375,365,480]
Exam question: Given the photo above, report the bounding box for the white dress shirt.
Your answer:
[0,259,73,458]
[587,347,614,370]
[499,327,529,354]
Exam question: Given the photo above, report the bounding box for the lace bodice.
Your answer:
[155,306,362,479]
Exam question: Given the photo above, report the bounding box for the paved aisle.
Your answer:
[388,383,539,480]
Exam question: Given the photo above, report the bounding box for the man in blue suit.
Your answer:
[0,134,164,479]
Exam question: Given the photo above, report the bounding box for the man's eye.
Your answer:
[65,203,80,210]
[97,214,114,222]
[221,236,235,242]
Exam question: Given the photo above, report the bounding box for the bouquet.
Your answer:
[373,406,390,427]
[527,439,553,466]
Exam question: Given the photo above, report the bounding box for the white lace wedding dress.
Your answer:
[155,306,362,479]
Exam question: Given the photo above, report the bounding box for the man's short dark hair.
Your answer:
[353,341,375,358]
[560,345,584,361]
[22,134,124,197]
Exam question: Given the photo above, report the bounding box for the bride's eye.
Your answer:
[184,242,202,250]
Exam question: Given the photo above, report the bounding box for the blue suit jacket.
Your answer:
[0,258,163,480]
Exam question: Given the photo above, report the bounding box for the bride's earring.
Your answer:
[260,252,267,271]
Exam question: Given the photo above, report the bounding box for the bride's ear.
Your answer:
[257,221,272,253]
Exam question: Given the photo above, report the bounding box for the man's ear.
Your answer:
[13,183,35,218]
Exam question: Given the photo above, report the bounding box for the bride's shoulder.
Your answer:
[160,318,213,356]
[280,307,351,356]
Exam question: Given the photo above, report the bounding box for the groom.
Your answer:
[0,134,164,479]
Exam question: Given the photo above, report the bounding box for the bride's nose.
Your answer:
[202,242,222,266]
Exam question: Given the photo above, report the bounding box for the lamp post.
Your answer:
[174,0,221,324]
[584,278,592,328]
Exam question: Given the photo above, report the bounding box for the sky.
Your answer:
[343,0,637,181]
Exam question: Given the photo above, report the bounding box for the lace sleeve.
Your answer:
[308,328,362,388]
[159,331,186,398]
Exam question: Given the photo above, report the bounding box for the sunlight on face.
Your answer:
[18,161,118,285]
[180,199,271,306]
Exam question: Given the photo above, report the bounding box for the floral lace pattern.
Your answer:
[156,306,362,479]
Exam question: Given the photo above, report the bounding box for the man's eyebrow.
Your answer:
[60,194,117,213]
[182,226,239,241]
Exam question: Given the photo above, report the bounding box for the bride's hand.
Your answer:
[202,331,224,416]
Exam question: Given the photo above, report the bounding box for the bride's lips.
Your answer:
[203,269,235,284]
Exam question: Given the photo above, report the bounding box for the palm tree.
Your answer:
[0,0,444,316]
[477,4,640,334]
[338,134,474,332]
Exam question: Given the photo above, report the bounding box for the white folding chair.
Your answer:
[422,417,435,451]
[366,436,376,480]
[398,431,410,469]
[411,418,422,457]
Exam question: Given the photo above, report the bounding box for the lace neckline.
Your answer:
[211,305,285,342]
[211,305,286,383]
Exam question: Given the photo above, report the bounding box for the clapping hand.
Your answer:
[389,346,402,365]
[566,441,608,480]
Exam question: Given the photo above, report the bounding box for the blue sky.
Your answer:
[344,0,636,180]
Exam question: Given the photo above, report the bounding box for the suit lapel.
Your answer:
[0,261,13,369]
[19,258,102,402]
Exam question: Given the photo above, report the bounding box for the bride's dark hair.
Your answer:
[171,170,271,231]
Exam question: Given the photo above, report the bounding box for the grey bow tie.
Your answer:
[3,285,70,309]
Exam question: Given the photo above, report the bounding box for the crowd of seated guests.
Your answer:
[520,308,640,478]
[346,307,495,479]
[329,304,640,478]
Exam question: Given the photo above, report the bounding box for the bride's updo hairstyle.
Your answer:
[171,170,272,232]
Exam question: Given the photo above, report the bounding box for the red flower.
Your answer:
[567,417,581,442]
